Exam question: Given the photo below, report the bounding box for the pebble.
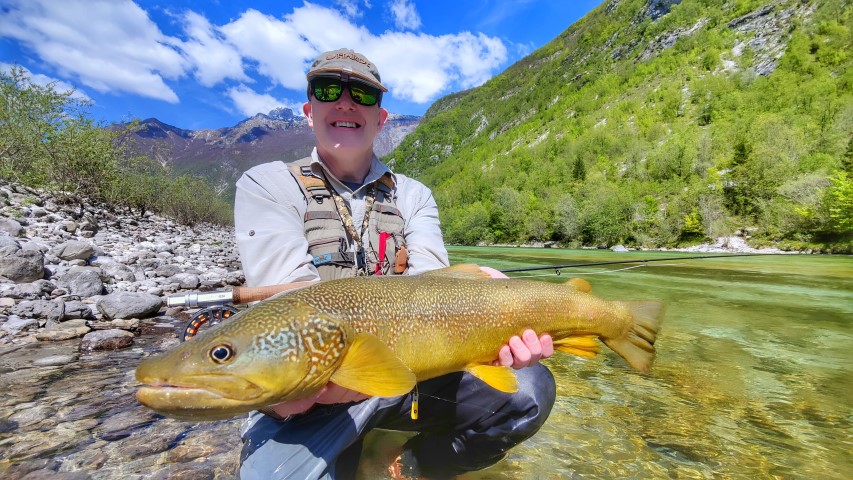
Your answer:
[33,354,78,366]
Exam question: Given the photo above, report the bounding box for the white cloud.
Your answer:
[367,31,507,102]
[1,62,90,101]
[227,84,304,118]
[1,0,509,111]
[389,0,422,31]
[334,0,362,18]
[0,0,185,103]
[181,12,250,87]
[217,3,505,105]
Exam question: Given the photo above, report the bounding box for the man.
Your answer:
[234,48,556,479]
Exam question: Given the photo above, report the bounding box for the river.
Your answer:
[1,247,851,479]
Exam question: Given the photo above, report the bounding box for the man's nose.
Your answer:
[335,89,357,109]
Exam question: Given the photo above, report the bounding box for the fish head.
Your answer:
[135,298,351,421]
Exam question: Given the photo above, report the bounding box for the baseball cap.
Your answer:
[306,48,388,92]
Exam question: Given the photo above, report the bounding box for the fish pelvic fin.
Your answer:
[603,301,665,374]
[465,364,518,393]
[567,277,592,293]
[421,264,492,280]
[330,333,416,397]
[553,335,601,358]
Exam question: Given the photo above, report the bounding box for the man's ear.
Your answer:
[303,102,313,128]
[378,108,388,129]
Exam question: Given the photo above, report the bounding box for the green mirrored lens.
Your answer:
[311,79,380,106]
[349,84,378,106]
[313,81,343,102]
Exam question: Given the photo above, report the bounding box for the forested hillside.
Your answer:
[388,0,852,251]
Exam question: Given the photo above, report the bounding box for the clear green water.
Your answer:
[360,247,853,479]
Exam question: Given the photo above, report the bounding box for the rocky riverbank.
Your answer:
[0,181,245,479]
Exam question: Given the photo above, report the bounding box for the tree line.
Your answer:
[0,66,233,226]
[388,0,852,253]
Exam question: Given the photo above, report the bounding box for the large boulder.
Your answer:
[0,217,24,236]
[97,291,162,320]
[52,240,95,261]
[58,267,104,297]
[0,248,45,283]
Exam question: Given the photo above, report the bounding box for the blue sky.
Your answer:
[1,0,602,130]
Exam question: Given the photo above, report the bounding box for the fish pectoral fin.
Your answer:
[331,333,416,397]
[420,264,492,280]
[465,364,518,393]
[553,335,601,358]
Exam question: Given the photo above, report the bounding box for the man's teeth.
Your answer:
[334,121,358,128]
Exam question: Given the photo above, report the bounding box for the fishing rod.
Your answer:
[499,253,769,274]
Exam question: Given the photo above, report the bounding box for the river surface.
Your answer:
[1,247,851,479]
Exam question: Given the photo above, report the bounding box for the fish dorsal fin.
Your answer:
[465,364,518,393]
[568,277,592,293]
[331,333,416,397]
[421,264,492,280]
[553,335,601,358]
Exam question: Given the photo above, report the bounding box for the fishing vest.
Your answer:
[288,158,408,281]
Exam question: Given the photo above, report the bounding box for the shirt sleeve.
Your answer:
[233,162,321,287]
[395,176,450,275]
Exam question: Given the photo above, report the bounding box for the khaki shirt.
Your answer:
[234,148,450,287]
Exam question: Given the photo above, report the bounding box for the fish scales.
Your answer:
[135,264,665,421]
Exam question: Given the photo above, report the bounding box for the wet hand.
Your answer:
[478,266,555,369]
[270,382,369,417]
[495,330,554,369]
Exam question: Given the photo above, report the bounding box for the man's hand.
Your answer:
[269,383,369,418]
[479,266,555,369]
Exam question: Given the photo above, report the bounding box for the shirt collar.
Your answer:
[309,148,397,191]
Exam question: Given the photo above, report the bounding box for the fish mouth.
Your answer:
[135,373,271,419]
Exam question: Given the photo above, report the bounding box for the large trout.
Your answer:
[136,264,664,420]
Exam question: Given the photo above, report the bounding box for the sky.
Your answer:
[0,0,602,130]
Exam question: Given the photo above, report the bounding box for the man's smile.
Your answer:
[333,121,360,128]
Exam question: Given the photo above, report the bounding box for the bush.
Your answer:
[0,66,233,226]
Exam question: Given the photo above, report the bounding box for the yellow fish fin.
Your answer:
[567,277,592,293]
[553,335,601,358]
[421,264,492,280]
[603,301,665,374]
[465,364,518,393]
[331,333,416,397]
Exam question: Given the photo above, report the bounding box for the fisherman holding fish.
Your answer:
[232,49,557,479]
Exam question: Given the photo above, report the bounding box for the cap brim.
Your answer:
[307,69,388,92]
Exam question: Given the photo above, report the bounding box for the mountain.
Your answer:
[387,0,851,251]
[119,109,420,200]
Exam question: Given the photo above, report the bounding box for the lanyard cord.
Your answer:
[323,173,377,274]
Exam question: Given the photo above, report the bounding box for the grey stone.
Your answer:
[1,315,39,334]
[96,291,162,320]
[154,264,182,277]
[52,240,95,261]
[0,248,45,283]
[0,216,24,236]
[11,300,64,321]
[58,268,104,297]
[167,273,200,289]
[62,300,95,320]
[80,329,134,351]
[100,261,136,282]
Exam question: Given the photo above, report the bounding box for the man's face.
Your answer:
[303,81,388,160]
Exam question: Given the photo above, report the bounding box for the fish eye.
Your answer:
[209,344,235,364]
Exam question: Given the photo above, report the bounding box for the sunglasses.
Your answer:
[310,78,381,106]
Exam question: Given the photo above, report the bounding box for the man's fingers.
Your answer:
[540,334,554,358]
[522,329,542,359]
[508,335,532,368]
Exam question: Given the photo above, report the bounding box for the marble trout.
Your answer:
[135,264,665,420]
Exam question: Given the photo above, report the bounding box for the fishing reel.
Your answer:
[180,305,240,342]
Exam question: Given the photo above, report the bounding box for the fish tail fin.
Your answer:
[603,301,665,374]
